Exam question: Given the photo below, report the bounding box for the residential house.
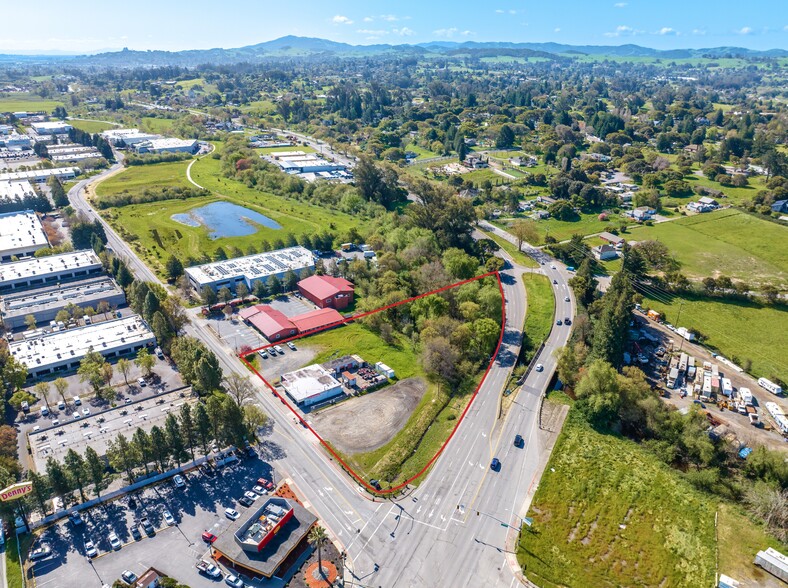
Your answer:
[632,206,655,221]
[771,200,788,214]
[593,244,619,261]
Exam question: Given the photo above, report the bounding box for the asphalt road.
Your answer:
[67,152,576,587]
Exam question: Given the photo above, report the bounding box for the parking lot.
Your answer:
[31,458,283,588]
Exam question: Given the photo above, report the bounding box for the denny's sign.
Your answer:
[0,482,33,502]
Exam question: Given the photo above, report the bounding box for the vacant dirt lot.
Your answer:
[309,378,427,454]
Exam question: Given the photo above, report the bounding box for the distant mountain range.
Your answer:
[1,36,786,66]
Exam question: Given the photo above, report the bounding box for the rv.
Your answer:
[701,375,712,401]
[667,367,679,389]
[678,353,688,373]
[739,387,753,406]
[758,377,782,396]
[721,378,733,398]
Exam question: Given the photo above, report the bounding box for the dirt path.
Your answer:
[309,378,427,454]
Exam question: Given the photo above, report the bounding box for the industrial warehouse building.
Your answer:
[266,151,346,174]
[8,314,155,379]
[30,121,72,135]
[100,128,160,146]
[0,180,36,205]
[185,246,315,293]
[134,138,198,154]
[0,167,78,183]
[297,274,354,310]
[0,250,103,293]
[281,364,344,407]
[0,277,126,330]
[239,305,343,342]
[211,497,316,579]
[0,210,49,261]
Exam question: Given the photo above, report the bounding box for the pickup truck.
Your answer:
[196,559,222,578]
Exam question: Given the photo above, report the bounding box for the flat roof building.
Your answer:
[281,364,344,407]
[211,497,317,579]
[0,249,103,293]
[0,167,78,183]
[135,138,198,154]
[0,277,126,330]
[9,315,154,379]
[0,133,32,149]
[186,246,314,293]
[266,151,347,174]
[0,180,36,204]
[30,121,72,135]
[0,210,49,261]
[101,128,161,146]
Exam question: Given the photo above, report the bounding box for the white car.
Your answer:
[252,485,267,495]
[551,265,556,269]
[287,341,296,350]
[82,407,91,416]
[72,411,80,420]
[225,574,244,588]
[173,474,186,488]
[163,509,175,526]
[273,345,284,354]
[224,508,240,520]
[121,570,138,584]
[108,532,122,550]
[535,364,544,372]
[564,296,570,302]
[244,490,258,501]
[137,377,146,387]
[84,541,98,558]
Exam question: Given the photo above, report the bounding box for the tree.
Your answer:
[496,124,515,149]
[223,373,255,407]
[96,300,111,320]
[117,358,131,386]
[353,156,406,210]
[78,349,108,396]
[179,404,197,462]
[116,263,134,288]
[195,353,222,393]
[243,405,269,435]
[28,471,51,516]
[218,287,233,303]
[442,248,478,280]
[569,258,598,308]
[236,283,249,300]
[575,360,623,427]
[284,270,299,292]
[268,275,282,296]
[309,525,329,578]
[194,402,212,455]
[25,314,37,331]
[107,433,139,483]
[165,255,184,281]
[3,355,28,391]
[132,428,153,475]
[201,286,218,306]
[590,270,635,367]
[149,426,170,472]
[33,381,51,412]
[135,348,155,377]
[46,457,71,501]
[53,377,69,407]
[165,413,187,467]
[64,449,88,502]
[48,176,69,207]
[84,446,105,497]
[511,220,539,251]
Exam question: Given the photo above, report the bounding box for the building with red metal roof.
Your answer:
[297,275,354,310]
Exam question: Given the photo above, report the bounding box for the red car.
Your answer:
[257,477,274,491]
[201,532,218,544]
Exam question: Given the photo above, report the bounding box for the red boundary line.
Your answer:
[239,270,506,495]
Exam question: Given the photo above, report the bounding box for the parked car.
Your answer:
[68,511,83,526]
[225,574,244,588]
[162,510,175,526]
[82,407,91,416]
[258,349,268,359]
[273,345,284,354]
[257,477,274,491]
[72,411,80,420]
[130,526,142,541]
[29,545,52,561]
[244,490,259,501]
[173,474,186,488]
[137,377,146,387]
[155,347,164,359]
[287,341,296,350]
[225,508,240,520]
[202,532,218,544]
[514,434,524,448]
[490,458,501,471]
[197,559,222,578]
[84,541,98,558]
[121,570,138,584]
[252,485,266,495]
[237,496,254,507]
[267,347,277,356]
[140,517,155,536]
[108,532,122,550]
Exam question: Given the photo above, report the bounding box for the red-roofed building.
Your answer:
[297,275,354,310]
[290,308,344,334]
[240,305,297,342]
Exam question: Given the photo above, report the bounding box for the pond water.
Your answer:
[172,201,281,239]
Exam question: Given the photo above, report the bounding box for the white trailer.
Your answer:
[758,377,782,395]
[721,378,733,398]
[739,387,753,406]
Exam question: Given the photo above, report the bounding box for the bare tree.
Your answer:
[511,219,539,251]
[223,372,255,407]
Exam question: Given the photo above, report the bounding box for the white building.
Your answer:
[30,121,72,135]
[281,364,344,407]
[0,277,126,330]
[185,246,315,293]
[8,315,155,379]
[0,167,78,183]
[267,151,346,174]
[135,138,198,154]
[0,180,36,204]
[100,128,160,146]
[0,210,49,261]
[0,249,103,293]
[0,133,33,149]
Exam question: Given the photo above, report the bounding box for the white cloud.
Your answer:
[433,27,459,38]
[604,24,643,37]
[363,16,374,22]
[658,27,677,35]
[332,15,354,25]
[461,30,475,36]
[495,9,505,13]
[357,29,388,36]
[393,27,416,36]
[614,2,627,6]
[380,14,399,21]
[737,26,753,35]
[554,27,561,33]
[692,28,706,36]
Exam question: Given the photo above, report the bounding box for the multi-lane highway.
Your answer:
[68,155,576,587]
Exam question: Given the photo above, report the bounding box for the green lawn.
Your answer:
[403,143,439,160]
[0,94,64,113]
[300,322,461,486]
[641,293,788,382]
[463,168,508,186]
[94,160,192,200]
[6,531,34,588]
[518,408,716,588]
[627,209,787,287]
[478,229,538,268]
[68,119,116,134]
[522,273,555,351]
[255,145,316,155]
[141,116,175,134]
[239,99,278,114]
[496,210,620,245]
[683,173,766,205]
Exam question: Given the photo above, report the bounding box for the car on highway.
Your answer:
[163,509,175,526]
[514,434,524,448]
[121,570,138,584]
[535,364,544,372]
[237,495,254,507]
[490,458,501,471]
[551,265,556,269]
[556,319,562,325]
[30,545,52,561]
[225,508,240,520]
[564,317,572,325]
[108,532,122,550]
[173,474,186,488]
[564,296,570,302]
[553,279,558,284]
[225,573,244,588]
[202,532,218,544]
[84,541,98,558]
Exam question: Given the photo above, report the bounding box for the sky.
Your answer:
[1,0,786,54]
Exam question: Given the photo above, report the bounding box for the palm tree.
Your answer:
[308,525,328,578]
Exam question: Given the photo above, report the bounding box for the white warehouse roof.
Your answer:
[0,249,101,284]
[0,167,78,182]
[0,180,36,203]
[281,364,342,404]
[0,210,48,254]
[185,246,314,290]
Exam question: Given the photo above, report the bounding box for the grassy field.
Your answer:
[628,209,787,287]
[478,229,538,268]
[522,273,555,352]
[6,532,34,588]
[141,116,175,134]
[68,119,116,134]
[682,173,766,206]
[518,408,716,588]
[301,322,464,486]
[94,160,192,200]
[403,143,440,160]
[641,293,788,382]
[255,145,316,155]
[0,94,64,113]
[496,211,620,245]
